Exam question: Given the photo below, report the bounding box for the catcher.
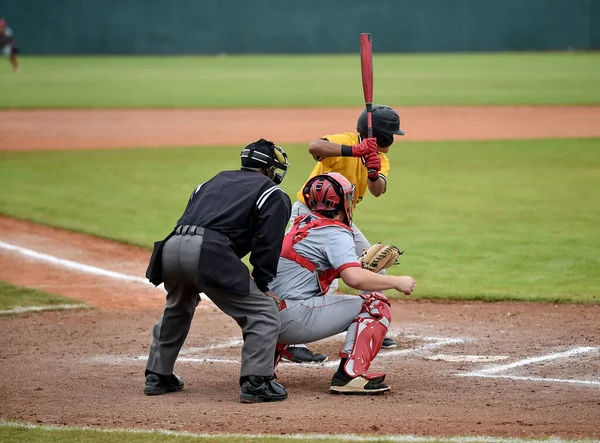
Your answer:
[271,172,415,395]
[284,104,405,362]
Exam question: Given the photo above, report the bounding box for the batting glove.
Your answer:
[349,138,378,157]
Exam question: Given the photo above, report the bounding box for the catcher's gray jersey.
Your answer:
[271,215,368,346]
[270,215,360,301]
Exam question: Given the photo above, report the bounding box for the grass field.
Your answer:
[0,281,88,312]
[2,421,596,443]
[0,52,599,442]
[2,138,599,303]
[0,53,599,108]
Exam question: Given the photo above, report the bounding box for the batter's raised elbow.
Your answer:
[308,140,321,156]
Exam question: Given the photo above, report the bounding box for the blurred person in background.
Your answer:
[283,105,405,363]
[0,17,19,71]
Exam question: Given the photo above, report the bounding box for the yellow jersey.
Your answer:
[296,132,390,208]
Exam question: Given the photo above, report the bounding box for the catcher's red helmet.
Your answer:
[302,172,355,226]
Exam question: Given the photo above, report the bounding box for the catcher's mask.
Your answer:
[302,172,355,227]
[240,138,289,184]
[357,104,405,148]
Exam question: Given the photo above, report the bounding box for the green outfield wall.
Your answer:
[3,0,599,54]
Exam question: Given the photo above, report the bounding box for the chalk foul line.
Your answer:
[0,240,217,303]
[0,240,152,285]
[0,303,90,315]
[459,346,600,387]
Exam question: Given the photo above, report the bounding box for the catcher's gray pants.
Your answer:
[146,234,280,378]
[278,294,365,354]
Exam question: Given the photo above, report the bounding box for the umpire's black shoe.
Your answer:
[239,376,288,403]
[282,346,328,363]
[382,337,398,349]
[144,371,184,396]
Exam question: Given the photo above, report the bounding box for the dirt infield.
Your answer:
[1,107,599,439]
[2,106,600,150]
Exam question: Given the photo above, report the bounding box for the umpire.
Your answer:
[144,138,292,403]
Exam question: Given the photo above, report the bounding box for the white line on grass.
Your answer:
[0,420,583,442]
[0,304,90,315]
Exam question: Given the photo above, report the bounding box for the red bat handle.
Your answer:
[366,103,373,139]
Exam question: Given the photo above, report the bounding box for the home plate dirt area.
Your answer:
[0,107,599,439]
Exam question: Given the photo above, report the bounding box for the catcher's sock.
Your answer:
[333,359,353,384]
[332,371,353,384]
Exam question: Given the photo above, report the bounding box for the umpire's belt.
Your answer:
[174,225,205,236]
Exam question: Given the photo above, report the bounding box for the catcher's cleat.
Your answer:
[239,376,288,403]
[381,337,398,349]
[282,346,328,363]
[143,372,184,396]
[329,371,390,395]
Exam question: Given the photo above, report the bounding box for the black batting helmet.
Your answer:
[357,105,405,148]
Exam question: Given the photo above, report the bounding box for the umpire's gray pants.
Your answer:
[146,234,280,378]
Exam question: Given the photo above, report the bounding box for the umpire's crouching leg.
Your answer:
[203,279,281,378]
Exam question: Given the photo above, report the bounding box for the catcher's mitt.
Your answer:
[360,242,403,273]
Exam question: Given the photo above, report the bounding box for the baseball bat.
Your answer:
[359,33,376,175]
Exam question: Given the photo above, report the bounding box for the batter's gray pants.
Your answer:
[146,234,280,378]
